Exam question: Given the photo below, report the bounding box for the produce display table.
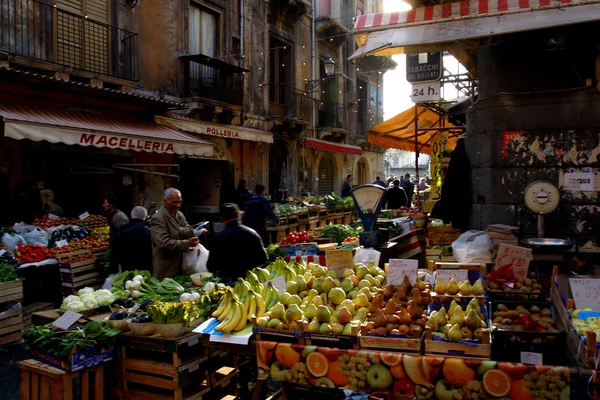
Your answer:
[31,310,108,327]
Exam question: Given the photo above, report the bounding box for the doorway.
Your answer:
[356,157,369,186]
[318,155,334,194]
[269,139,289,202]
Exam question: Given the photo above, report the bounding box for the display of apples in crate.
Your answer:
[434,277,484,296]
[428,298,487,341]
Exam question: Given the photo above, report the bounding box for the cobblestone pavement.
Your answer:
[0,342,29,400]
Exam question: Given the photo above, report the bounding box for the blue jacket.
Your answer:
[242,195,275,234]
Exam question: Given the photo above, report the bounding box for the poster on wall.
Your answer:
[378,91,384,113]
[370,87,377,109]
[561,168,600,192]
[502,131,524,159]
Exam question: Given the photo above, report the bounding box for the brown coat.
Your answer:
[150,206,194,280]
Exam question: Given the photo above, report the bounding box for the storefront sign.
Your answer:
[562,171,599,192]
[406,52,442,83]
[494,243,532,279]
[194,145,228,161]
[387,259,418,285]
[570,278,600,309]
[80,133,175,153]
[502,131,523,159]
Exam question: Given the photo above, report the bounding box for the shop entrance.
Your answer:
[318,155,334,194]
[357,157,369,185]
[269,139,289,202]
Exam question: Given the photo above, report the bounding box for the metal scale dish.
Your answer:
[350,184,388,248]
[520,180,573,253]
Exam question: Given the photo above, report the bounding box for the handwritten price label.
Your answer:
[326,249,355,278]
[435,269,468,283]
[569,278,600,309]
[494,243,532,279]
[386,259,418,285]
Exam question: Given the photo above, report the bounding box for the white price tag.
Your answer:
[55,239,68,248]
[435,269,469,283]
[521,352,543,365]
[386,259,418,285]
[569,278,600,309]
[0,250,6,256]
[79,212,90,220]
[266,276,286,294]
[48,213,60,220]
[52,311,83,330]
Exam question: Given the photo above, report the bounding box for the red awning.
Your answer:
[305,138,363,155]
[0,103,213,157]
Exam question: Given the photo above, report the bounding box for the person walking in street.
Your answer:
[242,184,276,243]
[207,203,268,282]
[116,206,152,273]
[341,174,353,197]
[373,176,387,188]
[151,188,198,280]
[103,194,129,273]
[419,178,430,191]
[402,173,415,207]
[384,180,408,210]
[234,179,251,210]
[386,174,396,187]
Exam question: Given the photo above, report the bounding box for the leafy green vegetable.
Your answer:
[147,301,200,324]
[266,244,284,262]
[319,225,361,244]
[388,224,404,238]
[172,275,193,286]
[111,270,152,292]
[431,245,453,256]
[0,263,18,283]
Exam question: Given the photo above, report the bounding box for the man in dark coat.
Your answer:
[234,179,251,210]
[207,203,268,282]
[116,206,152,273]
[373,176,387,188]
[341,175,353,197]
[402,173,415,206]
[242,184,276,242]
[384,180,408,210]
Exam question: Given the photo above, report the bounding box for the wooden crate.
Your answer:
[19,358,104,400]
[302,321,360,349]
[252,316,305,344]
[296,212,310,224]
[120,332,207,367]
[59,253,101,295]
[359,325,424,353]
[424,327,491,359]
[0,302,23,346]
[23,302,54,330]
[0,279,23,304]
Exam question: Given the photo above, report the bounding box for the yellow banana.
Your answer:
[212,292,229,318]
[239,281,249,306]
[263,283,273,309]
[234,300,248,331]
[254,291,266,318]
[222,301,243,333]
[214,301,237,331]
[247,292,257,321]
[216,293,233,321]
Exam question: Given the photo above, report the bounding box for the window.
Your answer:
[269,37,293,112]
[189,5,218,84]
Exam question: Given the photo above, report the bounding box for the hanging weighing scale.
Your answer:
[351,184,387,248]
[521,180,573,252]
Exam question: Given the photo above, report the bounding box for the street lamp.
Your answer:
[305,59,336,91]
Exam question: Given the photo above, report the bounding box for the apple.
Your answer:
[366,364,394,390]
[393,378,415,396]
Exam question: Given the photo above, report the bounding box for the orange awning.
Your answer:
[368,105,460,152]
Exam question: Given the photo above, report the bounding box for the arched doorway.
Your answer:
[269,139,289,202]
[318,154,335,194]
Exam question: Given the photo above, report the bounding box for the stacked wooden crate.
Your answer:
[0,277,24,346]
[57,250,100,297]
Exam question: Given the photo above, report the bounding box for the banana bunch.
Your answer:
[283,266,297,282]
[263,282,280,311]
[245,270,264,294]
[246,289,266,321]
[253,267,271,282]
[267,258,287,279]
[233,277,252,301]
[214,298,247,333]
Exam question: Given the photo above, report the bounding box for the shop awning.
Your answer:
[368,106,460,152]
[350,0,600,58]
[156,114,274,144]
[305,138,363,155]
[0,104,213,157]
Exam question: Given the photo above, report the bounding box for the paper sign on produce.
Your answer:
[326,249,354,277]
[386,259,418,285]
[435,269,468,283]
[569,278,600,309]
[494,243,531,279]
[265,276,286,294]
[53,311,83,330]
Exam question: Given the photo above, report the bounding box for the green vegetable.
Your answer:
[266,244,284,262]
[147,301,200,324]
[431,245,453,256]
[0,263,18,283]
[319,225,361,244]
[172,275,193,286]
[111,270,152,293]
[388,224,404,238]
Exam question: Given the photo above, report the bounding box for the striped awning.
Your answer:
[351,0,600,58]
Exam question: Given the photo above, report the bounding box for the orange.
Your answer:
[275,344,301,368]
[381,352,403,367]
[307,352,330,378]
[318,347,345,362]
[483,369,511,397]
[327,361,349,386]
[509,379,535,400]
[442,358,475,387]
[390,363,406,380]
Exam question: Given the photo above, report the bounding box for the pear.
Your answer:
[438,307,448,326]
[355,293,369,308]
[446,278,459,295]
[285,304,304,323]
[340,299,355,314]
[322,277,336,294]
[306,289,319,302]
[305,304,318,320]
[342,323,353,335]
[450,305,465,326]
[316,305,331,323]
[448,300,458,317]
[447,323,463,341]
[467,297,481,314]
[459,280,473,296]
[440,324,452,335]
[341,277,355,293]
[472,279,484,296]
[426,316,439,332]
[434,277,446,294]
[270,303,285,320]
[295,275,308,292]
[319,323,333,334]
[279,292,291,305]
[335,307,353,325]
[311,295,324,307]
[308,320,321,332]
[465,309,482,330]
[332,323,344,334]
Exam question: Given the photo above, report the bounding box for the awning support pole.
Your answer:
[414,105,419,202]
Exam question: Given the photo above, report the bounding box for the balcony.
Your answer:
[0,0,138,81]
[317,0,352,45]
[183,59,243,106]
[269,84,315,125]
[318,100,346,129]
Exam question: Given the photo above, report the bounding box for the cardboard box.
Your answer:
[32,346,114,372]
[279,242,318,257]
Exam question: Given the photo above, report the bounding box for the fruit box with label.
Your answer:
[32,346,114,372]
[278,243,319,257]
[358,324,424,353]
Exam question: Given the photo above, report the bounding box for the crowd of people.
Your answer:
[341,173,431,208]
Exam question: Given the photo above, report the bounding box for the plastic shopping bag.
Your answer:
[353,247,381,267]
[182,244,210,275]
[24,227,49,247]
[452,230,493,264]
[2,232,26,253]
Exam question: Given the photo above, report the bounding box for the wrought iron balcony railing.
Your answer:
[184,60,243,106]
[269,83,315,124]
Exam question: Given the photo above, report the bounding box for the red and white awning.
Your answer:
[305,138,363,156]
[351,0,600,58]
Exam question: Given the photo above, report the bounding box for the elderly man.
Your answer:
[151,188,198,280]
[207,203,267,282]
[116,206,152,273]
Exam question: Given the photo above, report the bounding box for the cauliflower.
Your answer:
[60,295,81,311]
[82,297,99,310]
[94,289,114,306]
[78,287,95,296]
[67,301,86,312]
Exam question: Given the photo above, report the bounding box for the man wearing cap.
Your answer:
[207,203,268,282]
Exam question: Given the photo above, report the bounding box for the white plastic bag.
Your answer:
[182,244,210,275]
[2,232,26,253]
[452,230,494,264]
[12,222,37,235]
[24,227,49,247]
[353,248,381,267]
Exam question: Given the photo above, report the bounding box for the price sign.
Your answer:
[265,276,286,294]
[386,259,418,285]
[326,249,355,278]
[494,244,532,279]
[79,211,90,220]
[48,213,60,220]
[570,278,600,309]
[55,239,68,248]
[52,311,83,330]
[435,269,468,283]
[521,352,543,365]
